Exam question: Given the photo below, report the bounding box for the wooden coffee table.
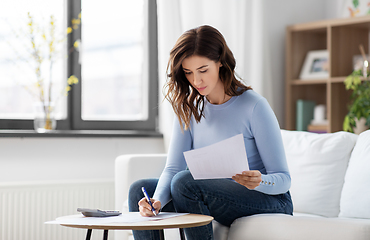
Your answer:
[60,213,213,240]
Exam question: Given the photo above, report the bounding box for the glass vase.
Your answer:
[33,102,57,133]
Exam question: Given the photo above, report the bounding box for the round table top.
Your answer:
[60,213,214,231]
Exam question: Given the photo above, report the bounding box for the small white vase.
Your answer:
[353,117,369,135]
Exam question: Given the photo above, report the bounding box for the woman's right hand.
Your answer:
[138,197,161,217]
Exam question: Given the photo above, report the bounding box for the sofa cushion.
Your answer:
[340,129,370,218]
[281,130,358,217]
[227,213,370,240]
[212,220,229,240]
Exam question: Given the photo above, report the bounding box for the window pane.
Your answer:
[81,0,147,121]
[0,0,67,119]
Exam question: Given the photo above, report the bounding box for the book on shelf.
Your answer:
[308,124,328,133]
[296,99,315,131]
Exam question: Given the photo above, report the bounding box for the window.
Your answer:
[0,0,68,129]
[0,0,158,131]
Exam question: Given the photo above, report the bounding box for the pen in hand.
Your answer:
[141,187,157,216]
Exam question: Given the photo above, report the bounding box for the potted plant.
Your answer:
[343,69,370,134]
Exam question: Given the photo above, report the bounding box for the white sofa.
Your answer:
[115,129,370,240]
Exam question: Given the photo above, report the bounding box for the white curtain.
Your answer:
[156,0,183,150]
[157,0,330,150]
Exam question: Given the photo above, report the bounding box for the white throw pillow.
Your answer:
[281,130,358,217]
[339,129,370,218]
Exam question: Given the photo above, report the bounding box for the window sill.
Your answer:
[0,130,163,138]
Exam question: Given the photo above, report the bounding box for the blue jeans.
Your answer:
[128,170,293,240]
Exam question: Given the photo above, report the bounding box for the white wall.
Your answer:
[0,137,165,183]
[0,136,165,240]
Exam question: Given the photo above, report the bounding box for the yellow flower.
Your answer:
[66,27,72,34]
[72,18,81,25]
[67,75,79,85]
[65,86,71,92]
[72,18,81,30]
[73,40,79,48]
[78,13,81,19]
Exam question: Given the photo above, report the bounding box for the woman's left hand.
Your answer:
[232,170,262,189]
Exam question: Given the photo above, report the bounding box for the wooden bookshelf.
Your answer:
[285,15,370,133]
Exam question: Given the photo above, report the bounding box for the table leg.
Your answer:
[159,229,165,240]
[103,230,108,240]
[179,228,186,240]
[85,229,92,240]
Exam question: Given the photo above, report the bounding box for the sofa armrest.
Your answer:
[115,154,167,212]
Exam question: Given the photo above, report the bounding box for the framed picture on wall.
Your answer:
[299,50,329,80]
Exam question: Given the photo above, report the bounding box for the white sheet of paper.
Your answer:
[183,134,249,179]
[45,212,188,225]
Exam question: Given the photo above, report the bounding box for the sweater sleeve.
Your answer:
[152,117,192,207]
[251,98,291,195]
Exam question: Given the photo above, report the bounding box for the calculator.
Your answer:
[77,208,122,217]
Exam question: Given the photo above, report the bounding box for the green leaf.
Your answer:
[366,117,370,127]
[356,112,362,120]
[344,76,353,90]
[343,115,353,132]
[353,0,359,8]
[353,75,362,86]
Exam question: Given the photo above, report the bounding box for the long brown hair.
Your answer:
[164,25,251,130]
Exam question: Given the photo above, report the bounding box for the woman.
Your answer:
[129,25,293,240]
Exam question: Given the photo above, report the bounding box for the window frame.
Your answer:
[0,0,158,132]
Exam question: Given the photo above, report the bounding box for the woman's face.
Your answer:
[182,55,223,97]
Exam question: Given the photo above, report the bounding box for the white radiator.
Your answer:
[0,180,115,240]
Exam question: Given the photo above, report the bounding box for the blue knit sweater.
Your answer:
[153,90,291,207]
